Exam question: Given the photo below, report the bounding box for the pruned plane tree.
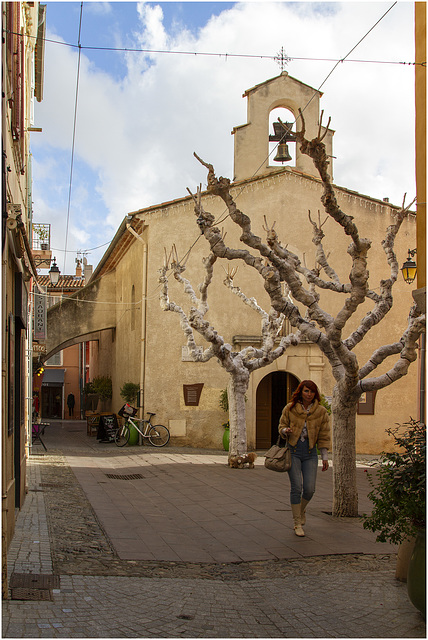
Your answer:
[159,110,425,517]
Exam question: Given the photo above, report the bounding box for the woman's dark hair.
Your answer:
[290,380,320,408]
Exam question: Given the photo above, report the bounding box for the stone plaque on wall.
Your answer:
[357,390,377,415]
[182,345,203,361]
[183,383,204,406]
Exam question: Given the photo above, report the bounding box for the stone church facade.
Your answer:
[51,72,417,454]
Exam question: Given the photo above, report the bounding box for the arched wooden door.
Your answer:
[256,372,299,448]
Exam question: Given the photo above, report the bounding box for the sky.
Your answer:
[30,1,417,275]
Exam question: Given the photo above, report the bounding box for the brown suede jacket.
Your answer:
[278,399,331,451]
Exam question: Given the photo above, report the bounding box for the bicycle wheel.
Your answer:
[115,423,130,447]
[148,424,170,447]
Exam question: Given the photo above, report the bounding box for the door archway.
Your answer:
[256,371,299,448]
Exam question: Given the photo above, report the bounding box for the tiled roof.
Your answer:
[37,275,86,291]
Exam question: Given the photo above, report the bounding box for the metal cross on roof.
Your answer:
[274,47,291,72]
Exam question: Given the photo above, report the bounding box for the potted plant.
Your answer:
[120,382,140,405]
[119,382,140,445]
[362,419,425,616]
[219,388,230,451]
[34,224,50,250]
[92,375,112,412]
[83,381,98,412]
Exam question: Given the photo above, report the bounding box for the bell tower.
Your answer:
[232,71,334,182]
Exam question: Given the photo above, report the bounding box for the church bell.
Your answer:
[269,120,294,163]
[273,142,292,163]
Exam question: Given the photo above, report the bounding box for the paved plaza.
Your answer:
[2,419,425,638]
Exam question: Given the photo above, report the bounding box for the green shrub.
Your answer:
[362,419,426,544]
[320,394,331,414]
[219,388,229,413]
[84,381,95,395]
[120,382,140,404]
[91,376,112,400]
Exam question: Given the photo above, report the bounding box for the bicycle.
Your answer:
[115,405,170,448]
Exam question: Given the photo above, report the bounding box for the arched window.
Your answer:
[268,107,296,167]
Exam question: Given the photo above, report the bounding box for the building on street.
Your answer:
[2,0,46,551]
[45,72,418,454]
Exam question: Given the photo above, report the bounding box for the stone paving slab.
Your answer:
[65,448,394,563]
[3,570,425,638]
[2,420,426,638]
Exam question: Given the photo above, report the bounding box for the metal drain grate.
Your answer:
[105,473,144,480]
[10,573,60,589]
[9,574,59,601]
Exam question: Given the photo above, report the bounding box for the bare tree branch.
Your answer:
[161,107,424,512]
[358,311,425,391]
[344,196,417,350]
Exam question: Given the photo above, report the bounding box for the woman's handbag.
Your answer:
[264,435,292,472]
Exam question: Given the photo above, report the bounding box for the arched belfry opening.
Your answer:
[256,371,299,449]
[232,73,333,183]
[268,106,296,167]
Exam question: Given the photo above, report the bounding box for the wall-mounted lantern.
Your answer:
[401,249,417,285]
[48,257,60,285]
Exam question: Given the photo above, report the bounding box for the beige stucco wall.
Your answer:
[83,73,418,456]
[104,167,416,454]
[2,2,42,547]
[233,72,333,181]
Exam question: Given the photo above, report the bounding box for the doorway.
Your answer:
[256,371,299,449]
[42,386,63,419]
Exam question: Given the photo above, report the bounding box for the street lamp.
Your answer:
[48,257,60,285]
[401,249,417,285]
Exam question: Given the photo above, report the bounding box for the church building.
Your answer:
[46,72,417,454]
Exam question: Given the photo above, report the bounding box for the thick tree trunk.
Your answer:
[228,372,249,458]
[331,387,359,517]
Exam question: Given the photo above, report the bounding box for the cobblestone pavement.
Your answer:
[2,421,425,638]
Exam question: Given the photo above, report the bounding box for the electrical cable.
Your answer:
[63,2,83,276]
[28,1,409,296]
[29,286,161,304]
[175,1,402,262]
[3,29,422,67]
[49,240,112,254]
[20,1,414,270]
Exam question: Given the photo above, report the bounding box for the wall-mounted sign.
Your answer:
[32,343,47,353]
[182,345,203,361]
[357,390,377,415]
[33,287,47,340]
[183,383,204,406]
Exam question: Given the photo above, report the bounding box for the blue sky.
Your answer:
[31,2,416,275]
[43,2,236,79]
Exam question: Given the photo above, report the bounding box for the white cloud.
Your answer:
[32,1,416,273]
[85,2,112,16]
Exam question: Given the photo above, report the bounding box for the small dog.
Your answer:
[228,452,257,468]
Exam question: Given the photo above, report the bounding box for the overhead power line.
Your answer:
[50,240,112,255]
[63,1,83,275]
[180,1,406,255]
[24,1,418,284]
[3,29,423,67]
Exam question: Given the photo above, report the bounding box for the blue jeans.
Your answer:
[287,439,318,505]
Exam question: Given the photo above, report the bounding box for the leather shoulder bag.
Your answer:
[264,434,292,472]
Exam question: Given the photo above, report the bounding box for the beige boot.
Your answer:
[291,503,305,537]
[300,498,310,526]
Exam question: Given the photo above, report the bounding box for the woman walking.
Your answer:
[279,380,330,537]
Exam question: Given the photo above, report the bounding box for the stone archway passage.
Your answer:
[256,371,299,449]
